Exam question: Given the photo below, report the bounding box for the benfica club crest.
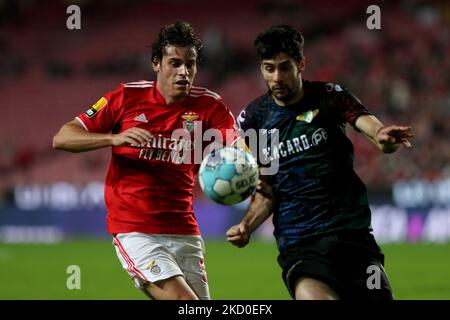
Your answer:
[181,112,199,132]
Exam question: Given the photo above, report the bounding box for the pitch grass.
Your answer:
[0,239,449,300]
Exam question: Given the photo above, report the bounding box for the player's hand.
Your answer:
[111,127,153,147]
[226,222,250,248]
[375,125,413,153]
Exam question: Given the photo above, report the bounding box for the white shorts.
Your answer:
[112,232,210,300]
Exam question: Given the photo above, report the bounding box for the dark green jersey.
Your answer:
[238,80,373,252]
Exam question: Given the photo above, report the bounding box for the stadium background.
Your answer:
[0,0,449,299]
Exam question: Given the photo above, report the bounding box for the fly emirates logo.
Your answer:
[137,121,236,165]
[138,134,194,164]
[135,121,284,176]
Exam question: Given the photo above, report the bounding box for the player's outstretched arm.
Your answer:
[52,119,152,153]
[226,177,274,248]
[355,115,414,153]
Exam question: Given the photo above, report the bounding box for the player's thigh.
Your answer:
[343,257,394,300]
[169,235,210,300]
[113,233,197,299]
[278,235,341,299]
[338,232,394,300]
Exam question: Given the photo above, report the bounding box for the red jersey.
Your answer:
[76,81,239,235]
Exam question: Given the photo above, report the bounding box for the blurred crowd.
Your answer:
[304,1,450,192]
[0,0,449,204]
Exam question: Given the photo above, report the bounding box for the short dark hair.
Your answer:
[151,21,203,63]
[254,25,304,62]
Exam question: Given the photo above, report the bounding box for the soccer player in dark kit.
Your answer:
[226,25,414,300]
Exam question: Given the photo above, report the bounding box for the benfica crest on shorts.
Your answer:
[181,112,199,132]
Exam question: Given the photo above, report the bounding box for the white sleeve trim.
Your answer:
[75,117,89,131]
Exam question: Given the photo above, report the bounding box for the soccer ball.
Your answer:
[199,147,259,205]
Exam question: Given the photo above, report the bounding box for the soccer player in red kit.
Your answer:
[53,21,240,300]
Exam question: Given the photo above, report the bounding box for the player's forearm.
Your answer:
[241,192,273,234]
[355,115,392,153]
[53,123,113,153]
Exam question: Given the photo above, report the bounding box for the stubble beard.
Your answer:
[270,78,301,104]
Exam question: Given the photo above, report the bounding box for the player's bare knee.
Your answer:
[175,292,199,300]
[295,277,339,300]
[144,286,197,300]
[149,276,199,300]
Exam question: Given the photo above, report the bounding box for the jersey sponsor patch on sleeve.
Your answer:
[84,97,107,118]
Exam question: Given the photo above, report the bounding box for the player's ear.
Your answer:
[298,57,306,73]
[152,58,160,72]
